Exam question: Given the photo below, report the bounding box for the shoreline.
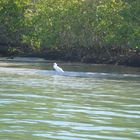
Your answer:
[0,56,139,68]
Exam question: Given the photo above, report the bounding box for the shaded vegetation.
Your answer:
[0,0,139,66]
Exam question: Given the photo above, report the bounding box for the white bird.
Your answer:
[53,63,64,73]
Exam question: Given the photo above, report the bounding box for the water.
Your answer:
[0,60,140,140]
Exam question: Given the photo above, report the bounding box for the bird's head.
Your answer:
[53,63,57,66]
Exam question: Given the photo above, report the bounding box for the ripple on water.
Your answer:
[0,66,140,140]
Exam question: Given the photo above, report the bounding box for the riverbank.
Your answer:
[21,46,140,67]
[38,47,140,67]
[0,48,139,69]
[0,49,140,67]
[0,52,140,67]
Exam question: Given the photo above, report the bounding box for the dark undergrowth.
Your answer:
[0,44,139,67]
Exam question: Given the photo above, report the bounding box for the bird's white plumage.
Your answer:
[53,63,64,72]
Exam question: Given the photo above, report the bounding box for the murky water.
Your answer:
[0,60,140,140]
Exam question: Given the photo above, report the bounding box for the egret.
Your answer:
[53,63,64,73]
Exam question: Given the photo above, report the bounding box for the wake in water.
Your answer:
[0,67,140,80]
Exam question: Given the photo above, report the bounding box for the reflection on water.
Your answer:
[0,62,140,140]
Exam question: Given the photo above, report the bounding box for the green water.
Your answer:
[0,60,140,140]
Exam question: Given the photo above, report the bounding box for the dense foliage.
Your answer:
[0,0,139,64]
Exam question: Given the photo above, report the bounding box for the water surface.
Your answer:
[0,60,140,140]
